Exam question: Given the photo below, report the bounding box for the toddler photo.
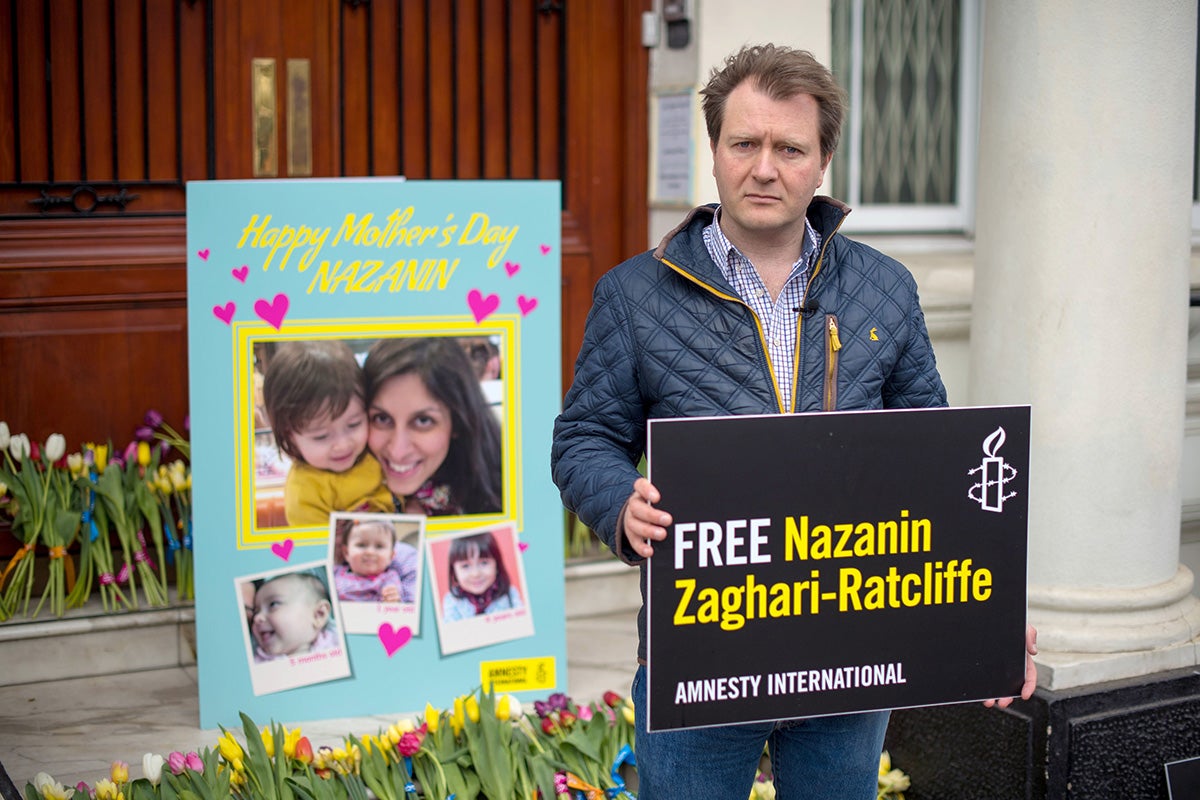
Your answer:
[329,512,425,635]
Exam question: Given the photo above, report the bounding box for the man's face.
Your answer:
[710,82,830,249]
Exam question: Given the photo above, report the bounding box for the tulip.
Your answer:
[142,753,164,786]
[577,704,593,722]
[621,704,635,726]
[424,702,440,733]
[110,761,129,784]
[397,729,424,757]
[217,731,243,763]
[32,774,56,796]
[123,440,137,463]
[144,409,165,428]
[94,779,119,800]
[167,752,187,775]
[602,690,623,708]
[10,433,30,460]
[559,710,577,729]
[67,453,84,476]
[283,727,303,758]
[450,697,465,737]
[495,694,511,720]
[94,444,108,471]
[185,752,204,772]
[293,737,313,765]
[465,694,481,723]
[137,442,151,468]
[540,716,558,735]
[504,694,523,720]
[135,426,154,442]
[0,482,7,499]
[0,421,9,450]
[260,726,275,758]
[74,783,89,795]
[44,433,66,463]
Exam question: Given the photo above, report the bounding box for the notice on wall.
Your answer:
[645,406,1030,731]
[187,178,565,728]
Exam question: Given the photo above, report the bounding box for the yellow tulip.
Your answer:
[217,731,243,763]
[496,694,511,720]
[137,442,151,467]
[95,444,109,471]
[284,727,303,758]
[396,718,415,734]
[0,481,7,499]
[260,726,275,758]
[94,780,118,800]
[67,453,84,477]
[424,702,440,733]
[110,761,129,784]
[621,704,636,726]
[450,697,465,736]
[465,694,480,723]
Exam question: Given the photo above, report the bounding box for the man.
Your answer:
[551,44,1036,798]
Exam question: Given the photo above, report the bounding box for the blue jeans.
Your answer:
[631,665,889,799]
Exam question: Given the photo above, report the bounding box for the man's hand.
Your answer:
[984,623,1038,709]
[622,477,672,559]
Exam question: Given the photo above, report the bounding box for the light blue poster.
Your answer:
[186,179,564,728]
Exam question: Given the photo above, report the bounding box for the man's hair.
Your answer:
[700,43,847,162]
[262,340,364,463]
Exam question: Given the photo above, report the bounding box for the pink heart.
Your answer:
[518,541,529,553]
[198,248,210,260]
[504,261,520,277]
[539,244,551,255]
[270,539,294,561]
[232,266,249,283]
[378,623,413,657]
[254,293,290,330]
[517,295,538,316]
[467,288,500,323]
[212,302,236,325]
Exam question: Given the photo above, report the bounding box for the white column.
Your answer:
[970,0,1200,688]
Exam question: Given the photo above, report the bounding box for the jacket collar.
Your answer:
[653,197,851,284]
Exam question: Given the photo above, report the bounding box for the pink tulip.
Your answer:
[185,752,203,772]
[167,752,186,775]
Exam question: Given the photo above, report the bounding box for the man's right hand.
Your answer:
[622,477,672,559]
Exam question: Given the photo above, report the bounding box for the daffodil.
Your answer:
[141,753,164,786]
[44,433,66,463]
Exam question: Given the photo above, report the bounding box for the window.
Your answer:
[830,0,980,233]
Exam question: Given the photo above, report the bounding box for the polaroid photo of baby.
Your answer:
[427,522,534,656]
[328,511,425,635]
[236,561,351,696]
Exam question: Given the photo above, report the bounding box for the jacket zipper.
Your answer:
[824,313,841,411]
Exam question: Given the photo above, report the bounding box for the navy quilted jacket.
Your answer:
[551,198,947,656]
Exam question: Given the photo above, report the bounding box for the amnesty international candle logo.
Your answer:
[968,427,1018,513]
[645,406,1030,732]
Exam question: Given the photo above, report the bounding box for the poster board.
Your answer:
[187,179,564,728]
[645,405,1030,731]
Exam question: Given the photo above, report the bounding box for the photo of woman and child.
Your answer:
[237,564,351,696]
[255,336,504,528]
[429,524,533,656]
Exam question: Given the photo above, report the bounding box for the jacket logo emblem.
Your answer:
[869,327,879,341]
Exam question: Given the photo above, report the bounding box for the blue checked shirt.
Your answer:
[702,210,821,412]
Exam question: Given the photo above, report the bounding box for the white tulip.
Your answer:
[142,753,165,786]
[0,421,9,450]
[10,433,30,461]
[44,433,66,463]
[505,694,523,720]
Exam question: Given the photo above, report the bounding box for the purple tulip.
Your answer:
[134,426,154,442]
[144,409,164,428]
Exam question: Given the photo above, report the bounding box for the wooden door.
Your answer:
[0,0,648,453]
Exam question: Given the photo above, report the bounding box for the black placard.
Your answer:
[646,406,1030,731]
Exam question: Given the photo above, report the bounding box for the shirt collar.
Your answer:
[703,206,822,285]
